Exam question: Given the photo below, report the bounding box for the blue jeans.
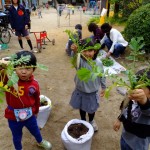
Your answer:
[104,38,126,58]
[8,116,42,150]
[120,136,132,150]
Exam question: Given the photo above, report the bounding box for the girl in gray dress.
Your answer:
[70,39,106,132]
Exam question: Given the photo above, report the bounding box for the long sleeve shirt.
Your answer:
[8,4,30,30]
[100,28,128,53]
[120,100,150,150]
[4,75,40,121]
[74,57,106,93]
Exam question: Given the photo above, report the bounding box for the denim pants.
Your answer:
[120,136,132,150]
[104,38,126,58]
[8,115,42,150]
[67,39,73,56]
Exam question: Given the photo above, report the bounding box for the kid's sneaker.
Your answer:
[90,120,98,132]
[37,139,52,150]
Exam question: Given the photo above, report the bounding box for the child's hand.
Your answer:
[128,89,147,105]
[113,119,121,131]
[100,89,105,97]
[71,44,78,53]
[25,25,28,30]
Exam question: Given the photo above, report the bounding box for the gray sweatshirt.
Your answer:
[74,57,106,93]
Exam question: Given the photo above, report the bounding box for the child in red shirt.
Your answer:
[0,51,52,150]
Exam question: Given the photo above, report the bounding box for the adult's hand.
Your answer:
[12,29,15,33]
[106,51,112,58]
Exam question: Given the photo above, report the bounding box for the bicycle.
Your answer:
[0,12,12,44]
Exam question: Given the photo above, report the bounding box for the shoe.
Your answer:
[89,120,98,132]
[18,48,24,52]
[31,49,38,53]
[18,49,24,52]
[114,55,121,60]
[37,139,52,150]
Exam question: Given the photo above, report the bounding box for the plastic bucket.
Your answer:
[37,95,52,129]
[61,119,94,150]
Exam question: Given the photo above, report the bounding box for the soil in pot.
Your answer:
[40,98,48,106]
[68,123,89,139]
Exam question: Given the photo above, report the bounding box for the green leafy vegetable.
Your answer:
[101,58,114,67]
[0,54,48,103]
[64,29,103,81]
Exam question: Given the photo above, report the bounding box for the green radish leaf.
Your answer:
[77,68,92,82]
[37,64,48,71]
[0,99,3,103]
[104,87,112,99]
[8,72,19,85]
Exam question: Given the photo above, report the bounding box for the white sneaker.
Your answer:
[31,49,38,53]
[37,139,52,150]
[90,120,98,132]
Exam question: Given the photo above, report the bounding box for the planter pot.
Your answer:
[61,119,94,150]
[37,95,52,129]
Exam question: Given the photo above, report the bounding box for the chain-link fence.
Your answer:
[57,5,82,27]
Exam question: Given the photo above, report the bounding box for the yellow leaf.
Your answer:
[0,81,4,87]
[3,85,8,90]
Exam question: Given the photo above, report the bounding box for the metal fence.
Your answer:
[57,5,82,27]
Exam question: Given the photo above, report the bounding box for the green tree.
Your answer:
[124,3,150,53]
[142,0,150,5]
[108,0,142,20]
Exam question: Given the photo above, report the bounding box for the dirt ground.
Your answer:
[0,7,136,150]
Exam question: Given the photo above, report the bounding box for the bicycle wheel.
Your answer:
[0,28,11,44]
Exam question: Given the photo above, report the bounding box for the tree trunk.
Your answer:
[114,2,119,18]
[107,2,110,17]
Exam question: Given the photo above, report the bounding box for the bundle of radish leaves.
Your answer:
[64,29,104,82]
[101,58,114,67]
[0,54,48,103]
[64,30,149,105]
